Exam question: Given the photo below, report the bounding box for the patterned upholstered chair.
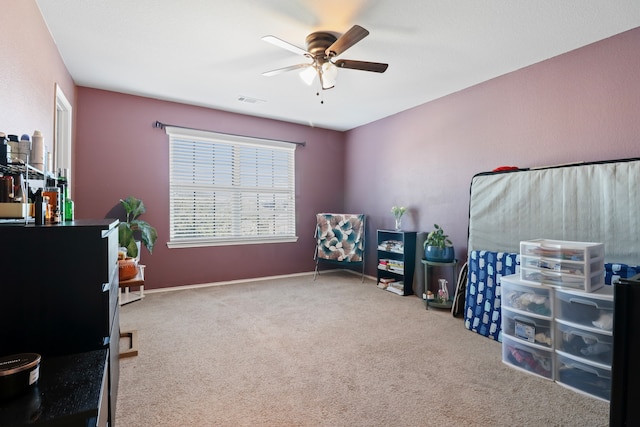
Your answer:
[314,213,366,281]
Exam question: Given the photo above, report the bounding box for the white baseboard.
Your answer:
[146,269,375,295]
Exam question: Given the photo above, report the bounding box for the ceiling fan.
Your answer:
[262,25,388,90]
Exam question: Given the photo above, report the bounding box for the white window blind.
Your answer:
[165,126,297,248]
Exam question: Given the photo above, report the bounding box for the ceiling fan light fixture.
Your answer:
[320,62,338,90]
[262,25,387,93]
[299,66,317,85]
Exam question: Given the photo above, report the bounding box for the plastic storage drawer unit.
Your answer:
[520,239,604,262]
[501,274,553,317]
[554,287,614,333]
[520,239,604,292]
[502,308,553,348]
[555,320,613,366]
[502,335,554,380]
[556,352,611,402]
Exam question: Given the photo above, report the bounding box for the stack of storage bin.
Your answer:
[501,276,555,380]
[501,239,612,402]
[553,287,613,401]
[520,239,605,292]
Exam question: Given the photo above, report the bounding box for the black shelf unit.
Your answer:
[0,219,119,427]
[0,161,47,179]
[376,229,417,296]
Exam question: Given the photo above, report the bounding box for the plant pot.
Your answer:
[424,245,455,262]
[118,257,139,281]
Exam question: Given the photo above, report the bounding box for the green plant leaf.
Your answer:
[118,196,157,257]
[118,222,138,258]
[424,223,451,249]
[120,196,146,222]
[131,219,157,254]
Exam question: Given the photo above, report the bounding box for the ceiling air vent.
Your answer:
[237,96,265,104]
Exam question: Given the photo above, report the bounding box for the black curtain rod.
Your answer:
[153,121,306,147]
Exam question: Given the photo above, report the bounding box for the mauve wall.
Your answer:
[345,27,640,295]
[0,1,75,155]
[4,2,640,294]
[74,88,345,289]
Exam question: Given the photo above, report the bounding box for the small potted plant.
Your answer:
[391,206,406,230]
[424,223,455,262]
[118,196,158,259]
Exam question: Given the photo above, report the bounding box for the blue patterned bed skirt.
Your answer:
[464,251,520,342]
[464,251,640,342]
[605,263,640,284]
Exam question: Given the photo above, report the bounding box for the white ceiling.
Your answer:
[36,0,640,131]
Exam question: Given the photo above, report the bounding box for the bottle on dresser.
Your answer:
[0,132,9,165]
[57,169,74,222]
[43,176,60,224]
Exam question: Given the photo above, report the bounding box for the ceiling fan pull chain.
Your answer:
[316,80,325,104]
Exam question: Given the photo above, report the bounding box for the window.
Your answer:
[165,126,297,248]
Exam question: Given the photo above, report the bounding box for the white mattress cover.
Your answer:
[468,159,640,265]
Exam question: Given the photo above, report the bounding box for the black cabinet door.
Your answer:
[0,219,118,357]
[610,275,640,426]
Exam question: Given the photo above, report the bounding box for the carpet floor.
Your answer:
[116,271,609,426]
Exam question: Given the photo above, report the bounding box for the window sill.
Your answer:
[167,236,299,248]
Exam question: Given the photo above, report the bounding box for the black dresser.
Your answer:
[0,219,119,426]
[610,273,640,426]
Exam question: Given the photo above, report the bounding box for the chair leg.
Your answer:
[313,259,319,280]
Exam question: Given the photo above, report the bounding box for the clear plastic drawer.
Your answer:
[521,255,603,278]
[501,275,553,318]
[502,308,553,348]
[520,239,604,262]
[556,352,611,402]
[521,267,604,292]
[555,321,613,366]
[502,336,554,380]
[554,287,614,333]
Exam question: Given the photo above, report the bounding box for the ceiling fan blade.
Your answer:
[261,35,309,56]
[334,59,388,73]
[262,63,311,77]
[325,25,369,57]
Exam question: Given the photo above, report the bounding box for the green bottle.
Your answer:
[65,198,74,221]
[57,170,74,222]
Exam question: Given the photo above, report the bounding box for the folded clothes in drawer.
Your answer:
[521,268,603,292]
[556,352,611,402]
[555,321,613,366]
[502,336,554,380]
[501,274,553,317]
[554,287,614,332]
